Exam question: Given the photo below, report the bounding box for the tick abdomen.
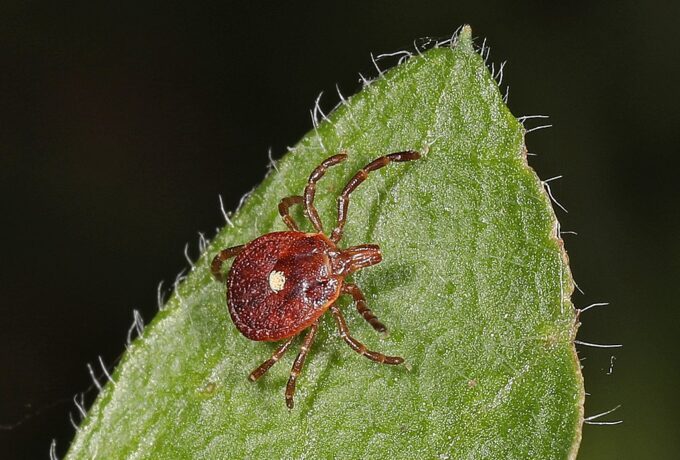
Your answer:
[227,231,341,341]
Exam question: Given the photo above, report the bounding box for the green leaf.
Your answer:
[66,26,583,459]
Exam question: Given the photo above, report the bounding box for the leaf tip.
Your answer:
[457,24,474,52]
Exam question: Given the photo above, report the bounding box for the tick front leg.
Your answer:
[342,283,387,333]
[303,153,348,233]
[330,304,403,365]
[249,336,296,381]
[278,195,303,231]
[210,245,244,282]
[285,320,319,409]
[330,150,420,243]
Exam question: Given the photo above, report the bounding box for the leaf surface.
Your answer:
[67,26,583,460]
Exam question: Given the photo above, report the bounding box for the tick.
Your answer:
[211,150,420,408]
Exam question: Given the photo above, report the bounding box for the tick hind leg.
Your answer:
[330,304,403,365]
[330,150,420,243]
[249,336,296,381]
[342,283,387,333]
[210,245,244,282]
[285,320,320,409]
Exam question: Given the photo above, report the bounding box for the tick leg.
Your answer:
[278,195,304,231]
[342,283,387,333]
[330,304,403,365]
[330,150,420,243]
[304,153,348,233]
[210,245,244,282]
[285,320,319,409]
[249,336,296,382]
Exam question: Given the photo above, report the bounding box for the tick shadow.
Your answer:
[299,349,343,415]
[354,261,418,295]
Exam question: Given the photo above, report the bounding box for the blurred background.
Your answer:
[1,1,677,458]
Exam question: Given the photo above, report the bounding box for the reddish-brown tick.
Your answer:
[211,150,420,408]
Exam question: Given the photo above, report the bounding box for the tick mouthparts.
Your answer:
[335,244,382,275]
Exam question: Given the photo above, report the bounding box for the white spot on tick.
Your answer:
[268,270,286,293]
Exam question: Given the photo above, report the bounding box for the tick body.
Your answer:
[212,150,420,408]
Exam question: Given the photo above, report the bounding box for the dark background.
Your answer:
[1,1,677,458]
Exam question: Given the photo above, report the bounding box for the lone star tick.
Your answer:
[211,150,420,408]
